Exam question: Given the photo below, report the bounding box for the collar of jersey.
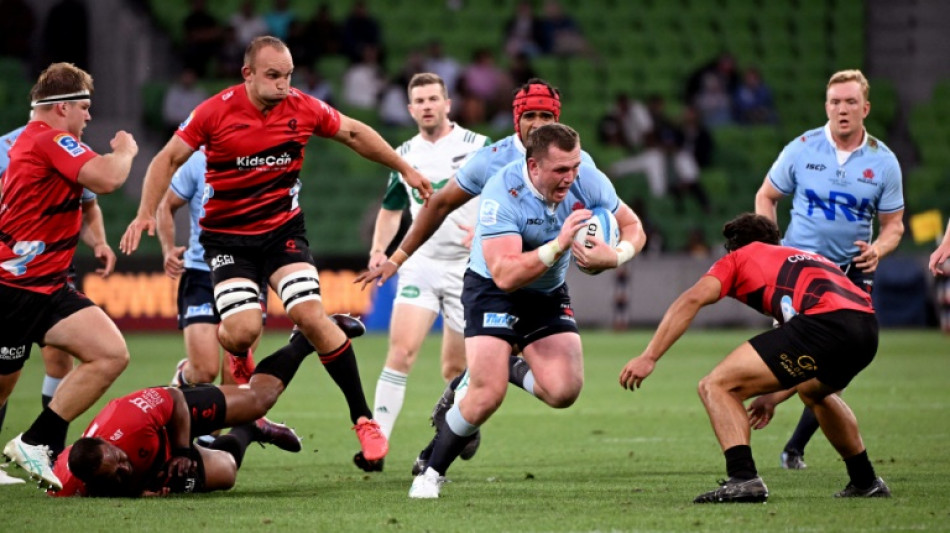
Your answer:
[823,122,868,153]
[521,162,558,212]
[513,134,526,154]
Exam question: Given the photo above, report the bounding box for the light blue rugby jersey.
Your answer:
[169,150,210,271]
[0,125,96,202]
[469,160,620,293]
[768,124,903,266]
[455,133,596,197]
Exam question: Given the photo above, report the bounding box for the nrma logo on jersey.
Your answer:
[54,134,86,157]
[805,189,873,221]
[236,153,293,169]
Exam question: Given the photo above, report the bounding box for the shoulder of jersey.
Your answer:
[865,134,895,156]
[796,127,825,145]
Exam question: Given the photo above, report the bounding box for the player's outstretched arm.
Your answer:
[120,136,194,255]
[354,180,474,289]
[368,208,403,270]
[854,210,904,273]
[620,276,721,390]
[332,115,433,199]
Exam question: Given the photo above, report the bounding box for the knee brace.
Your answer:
[214,280,261,320]
[277,270,321,312]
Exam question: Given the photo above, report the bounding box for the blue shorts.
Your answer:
[176,268,268,329]
[0,282,95,375]
[461,270,578,348]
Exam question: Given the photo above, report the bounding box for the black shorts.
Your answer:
[182,385,228,439]
[461,270,578,347]
[200,213,316,288]
[176,268,269,329]
[749,310,878,390]
[842,262,874,294]
[0,282,95,375]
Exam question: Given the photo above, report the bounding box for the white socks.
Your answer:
[374,367,408,439]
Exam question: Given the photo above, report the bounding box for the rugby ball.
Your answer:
[573,207,619,275]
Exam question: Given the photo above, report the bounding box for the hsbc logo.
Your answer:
[236,153,293,169]
[0,345,27,360]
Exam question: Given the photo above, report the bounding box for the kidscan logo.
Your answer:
[236,153,293,169]
[0,345,27,360]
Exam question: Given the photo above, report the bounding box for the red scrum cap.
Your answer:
[512,81,561,135]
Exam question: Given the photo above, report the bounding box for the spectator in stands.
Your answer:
[263,0,295,41]
[503,1,547,58]
[694,72,734,128]
[540,0,591,57]
[162,68,208,139]
[342,1,382,64]
[229,0,268,47]
[342,44,386,110]
[685,52,740,107]
[684,226,712,258]
[507,51,537,88]
[0,0,34,61]
[215,25,245,78]
[295,65,334,106]
[378,50,426,127]
[457,48,508,126]
[182,0,221,76]
[608,95,706,213]
[42,0,89,70]
[673,105,712,213]
[300,3,342,63]
[733,67,777,125]
[424,40,462,100]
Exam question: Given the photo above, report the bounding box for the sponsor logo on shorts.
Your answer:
[54,134,86,157]
[480,199,500,226]
[400,285,420,298]
[0,345,27,360]
[778,353,816,380]
[210,254,235,269]
[483,312,517,329]
[560,303,575,322]
[185,303,215,319]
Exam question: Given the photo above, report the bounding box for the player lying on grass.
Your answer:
[620,213,890,503]
[49,331,315,497]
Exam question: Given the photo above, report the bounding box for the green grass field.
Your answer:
[3,329,948,532]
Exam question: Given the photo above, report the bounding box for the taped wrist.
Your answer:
[537,239,563,267]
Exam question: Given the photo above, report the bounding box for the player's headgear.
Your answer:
[512,79,561,135]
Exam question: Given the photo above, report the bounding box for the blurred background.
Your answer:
[4,0,948,331]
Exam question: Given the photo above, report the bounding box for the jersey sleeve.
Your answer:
[583,165,621,213]
[174,97,214,150]
[456,146,493,196]
[303,94,342,138]
[38,131,99,182]
[80,188,97,202]
[704,254,738,300]
[48,445,85,497]
[877,157,904,213]
[478,178,522,240]
[381,171,409,211]
[169,152,204,201]
[580,149,598,169]
[766,138,803,195]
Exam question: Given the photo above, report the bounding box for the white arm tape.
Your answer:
[615,241,636,266]
[537,239,562,267]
